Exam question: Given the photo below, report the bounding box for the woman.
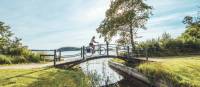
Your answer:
[89,36,98,54]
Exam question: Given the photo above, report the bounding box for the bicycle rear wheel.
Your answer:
[84,47,93,57]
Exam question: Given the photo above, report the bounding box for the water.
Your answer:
[61,51,80,56]
[80,58,123,86]
[80,58,149,87]
[54,51,148,87]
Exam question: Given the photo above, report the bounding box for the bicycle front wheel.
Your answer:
[98,47,106,55]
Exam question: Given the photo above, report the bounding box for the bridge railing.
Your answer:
[31,49,62,66]
[81,43,132,60]
[30,43,150,67]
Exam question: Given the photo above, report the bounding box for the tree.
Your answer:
[181,10,200,43]
[97,0,152,53]
[0,21,23,55]
[0,21,13,54]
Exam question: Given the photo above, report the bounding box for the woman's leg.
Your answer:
[92,45,95,54]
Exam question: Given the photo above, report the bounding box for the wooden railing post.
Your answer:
[116,46,118,56]
[59,51,61,61]
[106,41,109,56]
[127,46,130,58]
[99,45,101,55]
[81,47,83,58]
[83,46,85,60]
[145,48,148,61]
[54,50,56,66]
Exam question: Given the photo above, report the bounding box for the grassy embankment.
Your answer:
[0,50,51,65]
[0,67,91,87]
[111,56,200,87]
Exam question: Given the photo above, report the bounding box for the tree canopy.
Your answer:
[180,12,200,43]
[97,0,152,52]
[0,21,23,55]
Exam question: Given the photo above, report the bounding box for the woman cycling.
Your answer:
[89,36,99,54]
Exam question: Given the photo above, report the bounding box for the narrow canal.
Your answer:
[80,58,149,87]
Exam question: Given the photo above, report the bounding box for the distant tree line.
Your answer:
[137,12,200,57]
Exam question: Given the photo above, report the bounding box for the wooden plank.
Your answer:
[31,49,55,51]
[40,55,54,56]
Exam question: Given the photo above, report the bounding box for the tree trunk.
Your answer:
[129,25,135,57]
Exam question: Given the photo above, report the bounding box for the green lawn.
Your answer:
[0,68,91,87]
[110,56,200,87]
[137,56,200,87]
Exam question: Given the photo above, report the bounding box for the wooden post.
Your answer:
[145,48,148,61]
[106,41,109,56]
[99,45,101,55]
[116,46,118,56]
[81,47,83,58]
[59,51,61,61]
[83,46,85,60]
[127,46,130,58]
[54,50,56,66]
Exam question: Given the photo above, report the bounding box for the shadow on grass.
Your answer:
[26,67,89,87]
[24,61,91,87]
[1,68,50,81]
[0,68,50,86]
[0,62,90,87]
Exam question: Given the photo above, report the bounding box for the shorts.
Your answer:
[89,43,93,46]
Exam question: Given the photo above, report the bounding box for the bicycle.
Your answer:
[85,44,106,57]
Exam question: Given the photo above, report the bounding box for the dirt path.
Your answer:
[0,57,160,69]
[0,58,82,69]
[0,62,54,69]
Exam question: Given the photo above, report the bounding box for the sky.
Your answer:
[0,0,199,49]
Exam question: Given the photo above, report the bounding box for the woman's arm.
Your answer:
[93,39,98,43]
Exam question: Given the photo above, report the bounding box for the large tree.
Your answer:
[97,0,152,53]
[0,21,13,54]
[0,21,23,55]
[181,11,200,43]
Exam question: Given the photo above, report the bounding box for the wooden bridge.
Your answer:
[31,43,149,67]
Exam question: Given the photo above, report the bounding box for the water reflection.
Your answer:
[80,58,123,86]
[80,58,149,87]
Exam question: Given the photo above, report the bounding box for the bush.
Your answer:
[119,51,128,56]
[12,56,28,64]
[0,55,12,64]
[28,53,42,63]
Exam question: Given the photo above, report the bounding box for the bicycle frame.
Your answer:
[85,44,106,56]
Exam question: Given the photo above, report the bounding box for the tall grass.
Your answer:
[0,55,12,64]
[0,51,44,64]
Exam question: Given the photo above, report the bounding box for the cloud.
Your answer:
[0,0,199,49]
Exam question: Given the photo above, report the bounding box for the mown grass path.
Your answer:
[0,68,90,87]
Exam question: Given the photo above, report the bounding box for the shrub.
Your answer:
[12,56,28,64]
[28,53,42,63]
[0,54,12,64]
[119,51,128,57]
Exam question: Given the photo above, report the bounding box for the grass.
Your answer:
[0,53,50,65]
[0,68,91,87]
[137,56,200,87]
[110,58,126,64]
[110,56,200,87]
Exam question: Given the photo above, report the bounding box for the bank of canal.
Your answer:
[80,58,149,87]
